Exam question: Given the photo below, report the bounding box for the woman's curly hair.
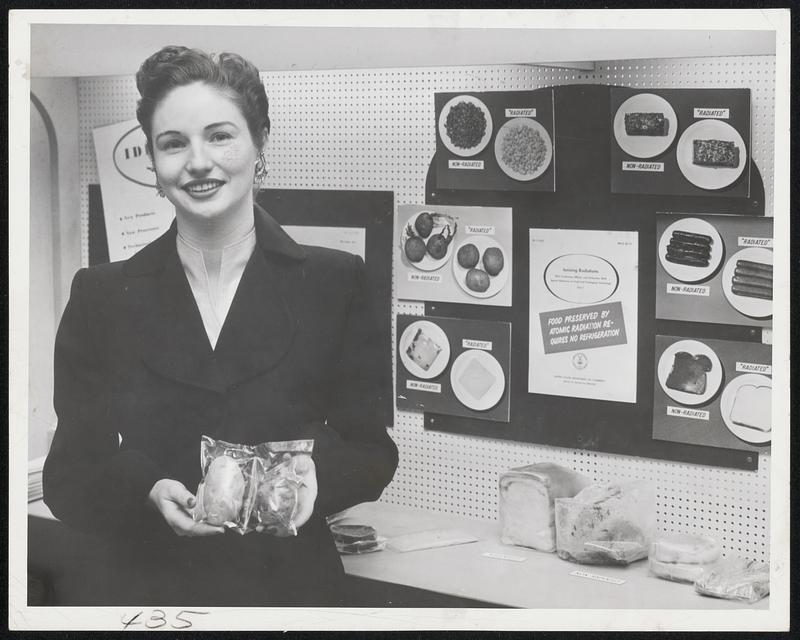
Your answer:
[135,45,270,153]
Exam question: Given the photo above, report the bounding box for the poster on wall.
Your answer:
[653,335,771,452]
[396,314,511,423]
[283,226,366,260]
[655,213,773,327]
[528,228,638,403]
[610,88,751,198]
[395,204,513,306]
[92,119,174,262]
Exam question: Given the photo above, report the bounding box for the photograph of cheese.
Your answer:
[406,327,442,372]
[457,356,496,401]
[450,349,506,411]
[398,319,451,380]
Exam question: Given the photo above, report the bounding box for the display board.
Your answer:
[76,55,774,562]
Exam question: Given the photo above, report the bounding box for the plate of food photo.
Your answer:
[494,117,553,181]
[721,247,773,319]
[719,373,772,445]
[400,210,458,271]
[451,235,509,299]
[613,93,678,159]
[676,119,747,190]
[399,320,451,380]
[450,349,506,411]
[657,339,723,407]
[438,95,493,158]
[658,217,724,283]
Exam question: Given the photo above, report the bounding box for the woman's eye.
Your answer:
[161,139,185,151]
[210,131,233,143]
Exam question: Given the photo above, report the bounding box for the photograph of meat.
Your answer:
[732,260,772,300]
[665,230,713,268]
[624,112,670,136]
[692,139,740,167]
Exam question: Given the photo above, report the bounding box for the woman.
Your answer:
[42,46,398,606]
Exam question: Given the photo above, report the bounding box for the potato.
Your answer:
[482,247,504,276]
[457,243,480,269]
[404,236,427,262]
[466,268,491,293]
[202,455,245,526]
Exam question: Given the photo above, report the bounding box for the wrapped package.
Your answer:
[192,435,313,536]
[554,481,656,565]
[694,557,770,604]
[648,532,722,583]
[499,462,591,552]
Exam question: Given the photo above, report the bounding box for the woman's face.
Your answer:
[150,81,262,224]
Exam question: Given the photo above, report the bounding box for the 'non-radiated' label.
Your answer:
[694,107,730,119]
[667,283,710,297]
[622,161,664,172]
[408,272,442,283]
[406,380,441,393]
[449,159,484,170]
[570,570,626,585]
[667,406,710,421]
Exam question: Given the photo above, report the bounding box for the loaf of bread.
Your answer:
[499,462,591,552]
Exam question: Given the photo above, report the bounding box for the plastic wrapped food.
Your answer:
[192,435,313,536]
[651,532,721,565]
[694,557,769,603]
[650,558,715,584]
[554,481,656,565]
[499,462,591,552]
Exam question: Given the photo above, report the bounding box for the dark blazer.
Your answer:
[42,205,398,606]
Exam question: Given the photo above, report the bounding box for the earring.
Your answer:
[155,182,166,198]
[254,152,269,186]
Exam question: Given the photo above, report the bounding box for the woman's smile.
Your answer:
[182,178,226,198]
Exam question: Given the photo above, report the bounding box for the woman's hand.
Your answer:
[147,478,226,537]
[292,455,318,530]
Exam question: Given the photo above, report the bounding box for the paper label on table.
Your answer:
[570,570,626,585]
[449,159,484,170]
[388,528,479,553]
[667,283,710,297]
[505,108,536,118]
[482,552,526,562]
[406,380,441,393]
[622,161,664,172]
[694,107,730,119]
[667,406,710,421]
[736,362,772,375]
[408,272,442,284]
[465,224,495,235]
[738,236,773,248]
[462,339,493,351]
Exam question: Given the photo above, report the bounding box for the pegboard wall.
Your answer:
[76,55,774,561]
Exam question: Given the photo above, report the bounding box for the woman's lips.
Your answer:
[182,180,225,197]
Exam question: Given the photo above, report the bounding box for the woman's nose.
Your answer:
[186,142,212,173]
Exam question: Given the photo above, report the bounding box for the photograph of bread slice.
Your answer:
[729,384,771,432]
[665,352,714,395]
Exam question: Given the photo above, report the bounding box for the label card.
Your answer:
[569,570,626,585]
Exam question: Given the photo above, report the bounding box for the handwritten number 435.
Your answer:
[121,609,208,630]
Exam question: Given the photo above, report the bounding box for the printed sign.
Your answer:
[693,107,730,119]
[622,161,665,172]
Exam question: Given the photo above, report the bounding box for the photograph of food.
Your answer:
[657,339,723,406]
[200,455,246,526]
[665,229,713,267]
[450,349,506,411]
[624,112,670,136]
[494,117,553,181]
[400,210,457,271]
[692,139,739,168]
[721,247,773,319]
[719,373,772,445]
[665,352,713,395]
[658,217,724,283]
[438,94,493,157]
[452,236,509,299]
[398,319,451,380]
[676,119,746,190]
[612,92,678,158]
[406,327,443,372]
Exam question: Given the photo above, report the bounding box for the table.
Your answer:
[28,500,769,609]
[338,501,769,610]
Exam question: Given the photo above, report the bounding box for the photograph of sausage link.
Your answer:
[666,242,710,260]
[668,239,712,253]
[731,273,772,291]
[665,252,710,267]
[733,267,772,285]
[672,230,713,245]
[736,259,772,274]
[731,283,772,300]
